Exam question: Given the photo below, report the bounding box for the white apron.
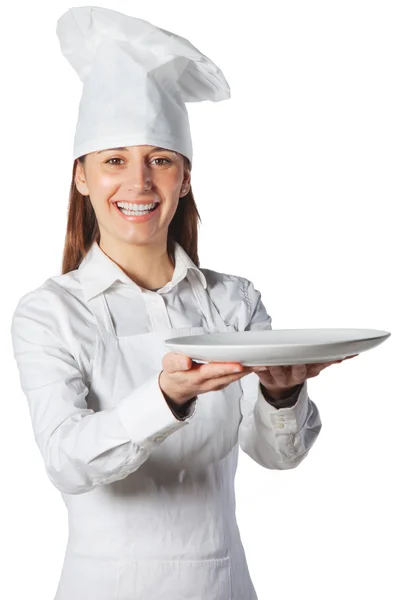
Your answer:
[54,269,258,600]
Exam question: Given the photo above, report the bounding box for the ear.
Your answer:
[74,160,87,194]
[181,165,191,195]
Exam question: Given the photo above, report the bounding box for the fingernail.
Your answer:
[180,359,187,369]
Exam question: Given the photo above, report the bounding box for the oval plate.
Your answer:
[164,328,391,366]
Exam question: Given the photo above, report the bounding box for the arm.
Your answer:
[237,278,322,470]
[10,290,196,495]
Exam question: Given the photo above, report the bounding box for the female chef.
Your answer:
[10,6,355,600]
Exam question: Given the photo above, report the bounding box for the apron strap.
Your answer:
[87,293,116,341]
[186,269,228,333]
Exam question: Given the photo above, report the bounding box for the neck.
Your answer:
[99,236,175,290]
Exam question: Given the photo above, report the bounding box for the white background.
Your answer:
[1,1,398,598]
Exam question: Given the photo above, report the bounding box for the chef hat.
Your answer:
[56,6,230,165]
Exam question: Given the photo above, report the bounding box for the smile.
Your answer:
[112,201,161,222]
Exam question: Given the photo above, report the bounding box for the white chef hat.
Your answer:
[56,6,230,165]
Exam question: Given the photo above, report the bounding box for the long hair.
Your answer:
[61,154,202,274]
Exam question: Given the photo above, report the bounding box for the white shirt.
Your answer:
[10,240,322,491]
[10,240,322,599]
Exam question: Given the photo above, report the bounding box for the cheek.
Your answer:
[153,170,182,194]
[88,176,118,207]
[94,175,117,194]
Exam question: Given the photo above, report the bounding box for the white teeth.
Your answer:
[116,201,157,210]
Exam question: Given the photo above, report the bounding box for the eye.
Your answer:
[104,157,172,166]
[105,157,124,166]
[150,158,172,166]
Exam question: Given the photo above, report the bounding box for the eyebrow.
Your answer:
[96,146,177,155]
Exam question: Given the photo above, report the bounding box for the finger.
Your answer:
[202,367,256,392]
[313,361,336,369]
[343,354,359,360]
[162,352,192,373]
[306,362,329,378]
[252,366,270,373]
[268,365,292,387]
[305,361,337,371]
[186,360,250,377]
[199,361,249,381]
[254,368,276,385]
[162,352,191,373]
[306,357,352,374]
[291,364,307,382]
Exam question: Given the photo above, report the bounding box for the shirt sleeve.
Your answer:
[260,381,302,408]
[10,290,197,495]
[237,278,322,470]
[163,394,198,421]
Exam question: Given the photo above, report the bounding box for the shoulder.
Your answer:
[198,267,270,330]
[10,270,95,359]
[12,269,87,322]
[199,267,247,291]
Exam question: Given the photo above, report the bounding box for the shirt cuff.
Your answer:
[165,396,197,421]
[260,382,302,408]
[255,380,310,431]
[115,373,197,448]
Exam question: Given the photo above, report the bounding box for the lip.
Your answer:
[112,200,160,223]
[112,200,158,205]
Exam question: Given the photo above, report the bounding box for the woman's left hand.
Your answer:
[251,354,359,400]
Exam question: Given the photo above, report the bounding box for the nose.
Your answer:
[126,164,152,194]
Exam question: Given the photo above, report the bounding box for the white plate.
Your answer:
[164,328,391,366]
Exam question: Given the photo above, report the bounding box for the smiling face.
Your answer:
[75,145,191,248]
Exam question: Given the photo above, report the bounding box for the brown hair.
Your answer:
[61,154,202,275]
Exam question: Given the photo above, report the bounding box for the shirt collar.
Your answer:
[78,240,207,303]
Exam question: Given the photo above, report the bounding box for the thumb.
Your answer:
[177,354,192,370]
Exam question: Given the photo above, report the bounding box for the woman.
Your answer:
[10,7,352,600]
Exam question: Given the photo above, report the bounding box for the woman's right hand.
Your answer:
[159,352,254,406]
